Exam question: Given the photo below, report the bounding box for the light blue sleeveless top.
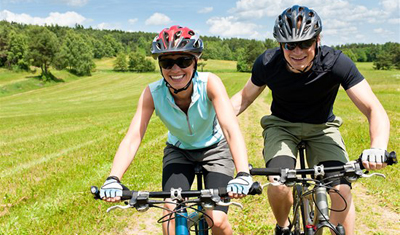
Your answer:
[148,72,223,149]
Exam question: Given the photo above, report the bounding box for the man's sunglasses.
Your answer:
[282,38,316,51]
[159,56,195,69]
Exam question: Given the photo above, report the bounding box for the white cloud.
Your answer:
[62,0,89,7]
[388,18,400,24]
[380,0,399,13]
[96,22,121,30]
[128,18,138,24]
[198,7,213,14]
[374,28,393,34]
[0,10,86,26]
[206,16,260,38]
[145,13,172,26]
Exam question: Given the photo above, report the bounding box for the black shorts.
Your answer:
[162,139,234,213]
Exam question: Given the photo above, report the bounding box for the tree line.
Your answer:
[0,21,398,81]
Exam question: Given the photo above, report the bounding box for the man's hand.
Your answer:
[361,148,387,170]
[227,172,253,198]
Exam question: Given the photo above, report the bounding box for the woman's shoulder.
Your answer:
[148,77,165,92]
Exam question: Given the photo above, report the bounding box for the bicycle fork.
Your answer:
[313,187,345,235]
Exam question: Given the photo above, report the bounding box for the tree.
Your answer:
[6,30,29,70]
[341,49,357,62]
[102,35,123,57]
[373,42,400,70]
[128,52,155,72]
[264,38,279,49]
[237,40,265,72]
[0,22,12,67]
[27,26,59,81]
[55,31,95,75]
[113,53,128,71]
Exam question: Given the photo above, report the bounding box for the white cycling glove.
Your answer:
[361,148,387,164]
[227,172,253,195]
[100,176,124,198]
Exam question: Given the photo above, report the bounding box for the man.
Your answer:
[231,5,390,235]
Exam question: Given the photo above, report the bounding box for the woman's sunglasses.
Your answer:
[282,38,316,51]
[159,56,195,69]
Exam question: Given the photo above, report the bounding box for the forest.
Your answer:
[0,21,399,80]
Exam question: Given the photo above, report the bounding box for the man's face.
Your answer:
[281,38,318,73]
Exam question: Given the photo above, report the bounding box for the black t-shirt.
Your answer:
[251,46,364,124]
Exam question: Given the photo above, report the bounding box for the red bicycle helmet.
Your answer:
[151,25,203,59]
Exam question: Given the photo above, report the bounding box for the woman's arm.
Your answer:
[109,86,155,179]
[207,73,249,173]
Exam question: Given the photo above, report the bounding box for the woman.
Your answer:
[100,25,252,235]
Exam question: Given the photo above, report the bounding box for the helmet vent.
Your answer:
[299,7,304,12]
[189,30,195,36]
[309,11,314,17]
[179,40,188,48]
[156,42,162,50]
[304,25,310,34]
[193,40,200,48]
[163,32,169,42]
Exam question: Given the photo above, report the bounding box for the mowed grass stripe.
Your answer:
[0,119,167,234]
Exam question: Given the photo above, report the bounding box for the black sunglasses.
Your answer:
[158,56,195,69]
[282,38,316,51]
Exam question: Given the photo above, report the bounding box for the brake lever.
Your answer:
[106,204,133,213]
[216,201,243,209]
[361,172,386,179]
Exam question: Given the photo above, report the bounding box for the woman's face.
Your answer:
[282,38,318,73]
[159,53,196,90]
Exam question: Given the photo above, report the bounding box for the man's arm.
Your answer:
[346,79,390,170]
[230,78,266,116]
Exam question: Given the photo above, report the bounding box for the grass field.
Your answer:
[0,59,399,234]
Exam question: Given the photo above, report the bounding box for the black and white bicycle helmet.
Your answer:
[273,5,322,43]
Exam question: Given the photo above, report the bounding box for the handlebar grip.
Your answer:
[91,186,101,199]
[358,151,397,170]
[91,186,134,201]
[248,181,263,195]
[387,151,397,165]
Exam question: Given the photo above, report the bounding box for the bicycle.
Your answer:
[249,141,397,235]
[92,164,262,235]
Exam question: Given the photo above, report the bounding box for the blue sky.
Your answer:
[1,0,399,46]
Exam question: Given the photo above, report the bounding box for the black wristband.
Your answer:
[236,172,250,177]
[106,176,120,182]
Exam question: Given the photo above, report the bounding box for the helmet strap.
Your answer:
[160,60,198,94]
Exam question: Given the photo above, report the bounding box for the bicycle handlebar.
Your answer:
[91,185,262,212]
[249,151,397,186]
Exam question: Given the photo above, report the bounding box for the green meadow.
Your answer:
[0,59,398,234]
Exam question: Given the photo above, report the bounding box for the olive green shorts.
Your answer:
[260,115,349,167]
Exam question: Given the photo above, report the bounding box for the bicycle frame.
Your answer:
[293,141,345,235]
[176,164,209,235]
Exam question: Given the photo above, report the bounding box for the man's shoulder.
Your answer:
[313,46,343,72]
[259,47,282,64]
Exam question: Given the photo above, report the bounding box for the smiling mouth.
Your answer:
[291,56,307,62]
[170,75,185,80]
